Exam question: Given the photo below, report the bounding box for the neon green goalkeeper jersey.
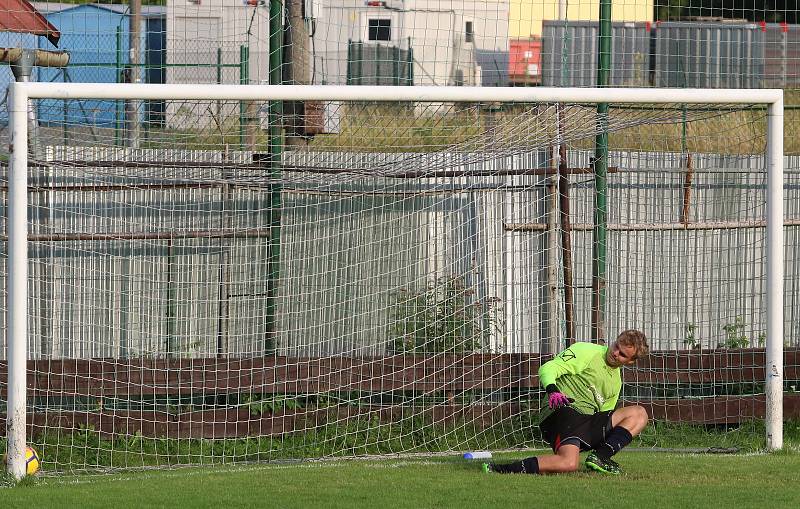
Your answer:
[538,342,621,415]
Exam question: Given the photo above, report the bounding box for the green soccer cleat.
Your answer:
[481,462,491,474]
[585,453,622,475]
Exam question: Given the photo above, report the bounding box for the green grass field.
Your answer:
[1,449,799,509]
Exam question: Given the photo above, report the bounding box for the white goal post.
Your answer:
[4,83,784,478]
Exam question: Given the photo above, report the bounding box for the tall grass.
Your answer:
[308,102,794,155]
[27,100,799,156]
[2,417,798,473]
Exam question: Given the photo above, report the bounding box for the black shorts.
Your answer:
[539,407,614,452]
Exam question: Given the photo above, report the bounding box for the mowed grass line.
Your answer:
[1,451,799,509]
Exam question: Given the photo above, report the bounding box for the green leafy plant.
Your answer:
[684,323,699,349]
[243,395,301,417]
[684,318,768,350]
[388,274,502,354]
[718,316,761,349]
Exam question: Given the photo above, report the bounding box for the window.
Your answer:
[465,21,474,43]
[368,19,391,41]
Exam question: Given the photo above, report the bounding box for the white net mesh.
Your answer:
[0,0,796,473]
[0,90,785,470]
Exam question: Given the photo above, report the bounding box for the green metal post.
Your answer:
[239,45,249,147]
[62,71,68,145]
[592,0,611,343]
[166,240,177,357]
[357,43,363,85]
[375,45,381,85]
[217,47,223,84]
[393,45,399,86]
[680,58,688,154]
[346,39,352,84]
[265,0,284,354]
[216,47,223,121]
[408,38,413,85]
[115,26,122,146]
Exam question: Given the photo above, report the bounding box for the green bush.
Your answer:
[388,275,501,354]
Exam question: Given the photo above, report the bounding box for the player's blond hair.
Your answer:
[617,329,649,360]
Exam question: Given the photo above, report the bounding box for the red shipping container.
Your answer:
[509,37,542,85]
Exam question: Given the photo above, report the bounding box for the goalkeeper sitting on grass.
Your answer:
[485,329,649,475]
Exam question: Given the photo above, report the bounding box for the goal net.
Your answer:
[2,83,785,475]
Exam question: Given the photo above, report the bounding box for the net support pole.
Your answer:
[265,0,284,353]
[6,83,30,480]
[766,95,785,451]
[592,0,612,343]
[239,44,250,147]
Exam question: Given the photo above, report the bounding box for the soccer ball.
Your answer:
[25,446,41,476]
[1,445,40,476]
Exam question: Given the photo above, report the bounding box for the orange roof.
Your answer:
[0,0,60,46]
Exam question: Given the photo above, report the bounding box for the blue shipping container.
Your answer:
[37,4,131,127]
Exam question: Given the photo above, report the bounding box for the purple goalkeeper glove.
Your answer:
[546,384,573,409]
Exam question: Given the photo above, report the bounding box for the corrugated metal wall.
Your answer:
[540,20,792,89]
[764,22,800,87]
[475,49,510,86]
[13,147,274,359]
[277,151,548,355]
[541,20,651,87]
[652,22,765,88]
[346,42,413,86]
[0,148,795,359]
[569,151,777,351]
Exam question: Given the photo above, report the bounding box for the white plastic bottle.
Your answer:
[463,451,492,460]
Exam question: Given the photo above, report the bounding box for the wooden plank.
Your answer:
[627,393,800,425]
[0,404,524,440]
[0,349,797,398]
[629,348,800,384]
[2,395,799,439]
[0,354,547,397]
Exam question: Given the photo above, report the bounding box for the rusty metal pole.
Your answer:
[285,0,311,147]
[558,118,575,346]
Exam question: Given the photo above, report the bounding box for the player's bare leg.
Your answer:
[586,405,649,474]
[611,405,649,436]
[536,443,581,473]
[486,443,580,475]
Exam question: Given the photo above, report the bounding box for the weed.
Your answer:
[388,274,502,354]
[684,323,699,349]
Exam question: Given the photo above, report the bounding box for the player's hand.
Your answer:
[547,391,572,409]
[545,384,573,409]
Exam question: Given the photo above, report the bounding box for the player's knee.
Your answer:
[555,455,580,473]
[633,405,649,426]
[564,457,581,472]
[627,405,649,433]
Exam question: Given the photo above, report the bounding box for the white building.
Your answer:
[166,0,508,87]
[167,0,270,84]
[166,0,271,126]
[164,0,508,126]
[310,0,509,86]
